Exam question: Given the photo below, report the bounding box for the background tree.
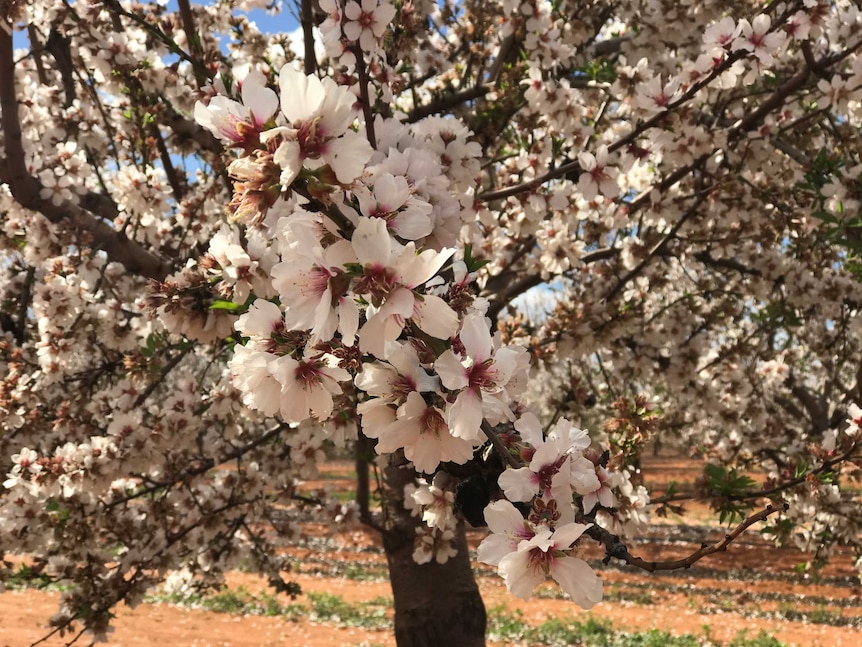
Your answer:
[1,1,862,646]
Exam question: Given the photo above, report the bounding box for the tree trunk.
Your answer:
[381,457,487,647]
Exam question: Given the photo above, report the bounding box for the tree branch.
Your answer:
[479,38,862,206]
[151,124,186,200]
[650,443,862,506]
[586,503,787,572]
[407,84,492,124]
[104,422,291,510]
[0,27,171,280]
[301,0,316,75]
[603,188,711,303]
[481,421,520,468]
[353,46,377,148]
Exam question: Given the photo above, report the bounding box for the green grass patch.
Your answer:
[729,630,787,647]
[3,565,62,591]
[306,591,392,629]
[151,585,392,630]
[486,606,786,646]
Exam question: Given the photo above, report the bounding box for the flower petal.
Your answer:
[551,557,602,609]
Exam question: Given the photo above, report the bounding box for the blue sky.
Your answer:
[13,1,301,49]
[234,1,300,34]
[166,0,301,37]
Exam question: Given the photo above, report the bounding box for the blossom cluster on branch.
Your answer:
[2,0,862,641]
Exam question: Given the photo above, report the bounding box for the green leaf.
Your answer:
[464,244,490,273]
[209,299,242,312]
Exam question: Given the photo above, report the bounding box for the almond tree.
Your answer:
[2,1,862,646]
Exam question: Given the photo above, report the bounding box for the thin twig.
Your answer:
[353,46,377,148]
[651,444,862,506]
[301,0,316,75]
[133,347,191,408]
[103,423,291,509]
[291,182,356,237]
[479,34,862,206]
[586,503,787,572]
[14,267,35,344]
[603,187,711,303]
[481,421,520,468]
[407,84,491,123]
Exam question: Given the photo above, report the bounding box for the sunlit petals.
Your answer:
[229,345,281,416]
[195,69,277,148]
[551,555,603,609]
[577,145,619,201]
[271,138,302,188]
[343,0,396,52]
[352,216,393,266]
[235,298,283,340]
[459,312,493,362]
[240,70,279,126]
[494,523,601,605]
[359,286,415,358]
[497,467,538,502]
[279,66,327,124]
[270,355,350,422]
[434,350,469,390]
[275,65,371,185]
[326,130,374,184]
[411,294,458,341]
[447,388,484,441]
[375,392,473,473]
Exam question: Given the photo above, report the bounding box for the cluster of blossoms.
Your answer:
[191,58,638,601]
[5,0,862,641]
[404,475,460,564]
[477,414,612,604]
[319,0,397,64]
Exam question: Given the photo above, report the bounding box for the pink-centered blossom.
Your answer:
[352,217,458,358]
[343,0,396,52]
[266,65,373,186]
[577,146,619,201]
[7,447,42,482]
[269,354,351,422]
[733,15,785,66]
[497,523,602,606]
[635,75,681,113]
[498,439,572,503]
[355,343,438,435]
[272,238,360,346]
[498,413,600,523]
[476,500,536,567]
[354,173,433,240]
[229,344,282,417]
[355,343,438,402]
[435,313,529,442]
[373,391,474,473]
[235,298,284,346]
[478,500,602,607]
[195,69,278,149]
[409,476,458,531]
[581,465,615,513]
[702,17,738,53]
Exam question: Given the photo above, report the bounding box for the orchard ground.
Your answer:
[3,452,860,647]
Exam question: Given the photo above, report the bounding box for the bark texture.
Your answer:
[381,458,487,647]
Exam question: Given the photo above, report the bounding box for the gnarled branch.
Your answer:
[0,27,171,280]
